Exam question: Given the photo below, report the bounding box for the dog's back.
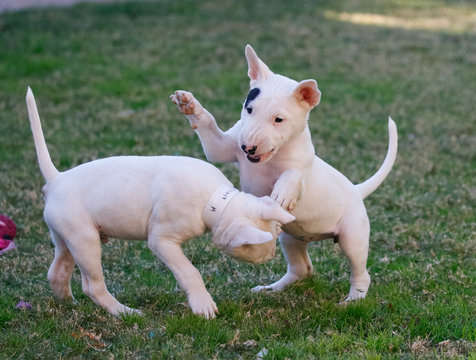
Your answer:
[43,156,228,240]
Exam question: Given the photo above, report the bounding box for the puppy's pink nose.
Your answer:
[241,144,257,155]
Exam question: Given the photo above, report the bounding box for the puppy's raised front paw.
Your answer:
[170,91,196,114]
[188,292,218,319]
[170,90,206,129]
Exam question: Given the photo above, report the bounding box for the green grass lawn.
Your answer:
[1,0,475,358]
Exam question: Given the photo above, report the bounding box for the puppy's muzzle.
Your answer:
[241,144,257,154]
[241,144,274,163]
[241,144,261,163]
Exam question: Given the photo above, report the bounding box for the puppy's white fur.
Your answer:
[26,87,294,318]
[171,45,398,301]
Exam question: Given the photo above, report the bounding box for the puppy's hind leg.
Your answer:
[48,230,75,301]
[64,226,139,315]
[252,233,313,292]
[338,211,371,302]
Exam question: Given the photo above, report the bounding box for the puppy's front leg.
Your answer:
[148,238,218,319]
[271,169,303,211]
[171,91,239,163]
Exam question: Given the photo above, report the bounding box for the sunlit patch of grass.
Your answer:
[325,9,476,33]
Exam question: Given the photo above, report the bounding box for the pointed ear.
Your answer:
[245,44,273,82]
[292,79,321,110]
[257,196,296,224]
[229,226,274,248]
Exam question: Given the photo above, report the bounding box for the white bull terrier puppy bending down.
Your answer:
[26,87,295,318]
[171,45,398,301]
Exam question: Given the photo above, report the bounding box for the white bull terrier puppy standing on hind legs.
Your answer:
[171,44,398,302]
[26,87,295,319]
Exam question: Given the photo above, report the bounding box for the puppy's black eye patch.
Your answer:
[244,88,260,110]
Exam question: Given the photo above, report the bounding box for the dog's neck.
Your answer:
[203,185,239,229]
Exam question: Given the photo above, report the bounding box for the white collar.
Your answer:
[203,185,239,228]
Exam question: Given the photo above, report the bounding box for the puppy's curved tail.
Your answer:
[26,87,59,183]
[355,117,398,199]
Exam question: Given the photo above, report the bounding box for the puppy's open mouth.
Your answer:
[246,149,274,163]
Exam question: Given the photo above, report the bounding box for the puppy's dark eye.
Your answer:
[275,117,283,123]
[246,106,253,114]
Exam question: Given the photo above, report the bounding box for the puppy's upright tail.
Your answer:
[355,117,398,199]
[26,87,59,183]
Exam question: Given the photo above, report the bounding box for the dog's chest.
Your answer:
[238,161,281,197]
